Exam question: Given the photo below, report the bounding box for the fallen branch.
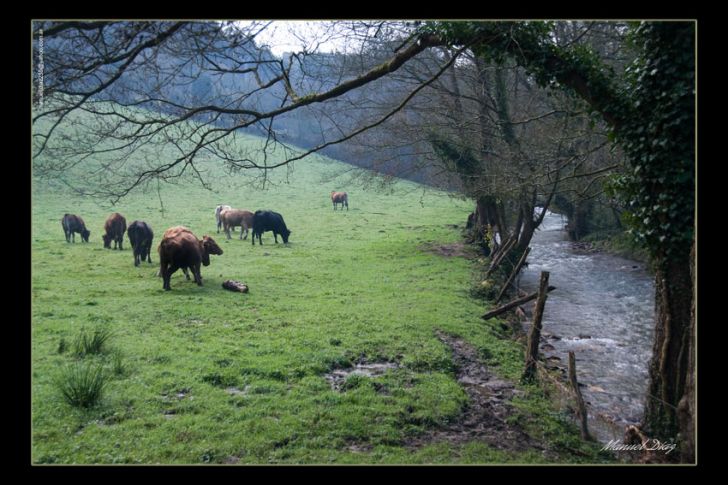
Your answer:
[482,285,556,320]
[485,236,517,278]
[496,246,531,303]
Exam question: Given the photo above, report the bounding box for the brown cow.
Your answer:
[157,226,193,279]
[331,191,349,211]
[158,226,223,291]
[220,209,254,240]
[103,213,127,250]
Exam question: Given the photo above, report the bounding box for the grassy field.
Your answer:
[31,130,609,464]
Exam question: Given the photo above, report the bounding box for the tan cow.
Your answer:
[220,208,255,240]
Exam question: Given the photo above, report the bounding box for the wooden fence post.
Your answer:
[522,271,549,381]
[568,351,593,441]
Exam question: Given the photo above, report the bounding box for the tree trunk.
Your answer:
[676,239,696,462]
[642,247,693,461]
[569,199,594,241]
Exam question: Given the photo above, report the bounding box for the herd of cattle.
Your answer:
[60,192,348,291]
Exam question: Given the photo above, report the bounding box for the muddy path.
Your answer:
[404,332,554,457]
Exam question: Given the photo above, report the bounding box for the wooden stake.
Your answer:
[522,271,549,381]
[568,351,593,441]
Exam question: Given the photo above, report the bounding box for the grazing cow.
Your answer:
[102,212,127,250]
[220,209,255,240]
[215,205,232,233]
[158,226,223,291]
[158,226,194,279]
[127,220,154,267]
[251,210,291,245]
[61,214,90,243]
[331,191,349,211]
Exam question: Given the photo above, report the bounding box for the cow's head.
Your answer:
[81,229,90,243]
[102,233,112,248]
[282,229,291,244]
[201,236,223,266]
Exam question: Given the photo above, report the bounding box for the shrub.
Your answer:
[55,362,108,408]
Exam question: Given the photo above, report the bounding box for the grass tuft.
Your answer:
[73,327,113,357]
[55,362,108,408]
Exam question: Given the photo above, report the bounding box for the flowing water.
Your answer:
[519,210,655,442]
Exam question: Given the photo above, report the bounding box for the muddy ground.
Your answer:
[401,332,556,458]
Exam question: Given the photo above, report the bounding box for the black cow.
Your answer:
[62,214,90,243]
[251,210,291,245]
[127,220,154,267]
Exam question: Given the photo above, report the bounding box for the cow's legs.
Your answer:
[191,264,203,286]
[162,264,178,291]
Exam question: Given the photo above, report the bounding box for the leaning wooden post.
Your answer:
[522,271,549,382]
[568,351,593,441]
[485,236,516,278]
[495,247,531,304]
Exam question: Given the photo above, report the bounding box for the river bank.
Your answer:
[518,211,655,444]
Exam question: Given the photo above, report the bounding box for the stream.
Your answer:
[519,210,655,443]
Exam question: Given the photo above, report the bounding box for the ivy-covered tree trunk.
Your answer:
[676,238,696,462]
[618,24,695,461]
[643,250,693,449]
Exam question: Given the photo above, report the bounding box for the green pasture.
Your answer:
[32,125,608,464]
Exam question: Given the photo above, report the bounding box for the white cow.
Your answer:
[215,205,232,233]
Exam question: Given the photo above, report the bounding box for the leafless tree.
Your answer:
[33,20,453,201]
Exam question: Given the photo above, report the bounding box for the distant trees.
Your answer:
[33,21,444,200]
